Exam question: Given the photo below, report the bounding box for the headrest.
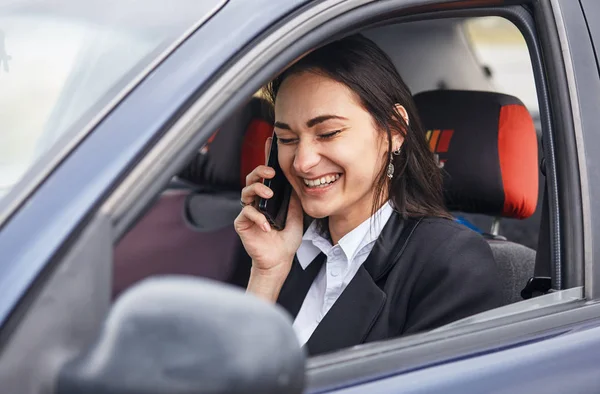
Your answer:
[179,97,273,191]
[413,90,538,219]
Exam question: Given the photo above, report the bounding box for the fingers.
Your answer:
[235,205,272,233]
[241,182,273,205]
[265,137,272,164]
[245,165,274,187]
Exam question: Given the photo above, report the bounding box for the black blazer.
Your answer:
[276,213,504,356]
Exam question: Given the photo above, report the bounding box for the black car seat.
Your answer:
[112,97,272,298]
[414,90,539,305]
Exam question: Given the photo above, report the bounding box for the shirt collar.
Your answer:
[296,201,395,270]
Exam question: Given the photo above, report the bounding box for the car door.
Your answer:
[1,0,599,393]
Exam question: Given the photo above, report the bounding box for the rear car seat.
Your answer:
[112,97,273,298]
[414,90,539,305]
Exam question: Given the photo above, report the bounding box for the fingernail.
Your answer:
[266,189,273,197]
[262,222,271,232]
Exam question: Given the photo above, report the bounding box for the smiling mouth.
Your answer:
[302,173,341,188]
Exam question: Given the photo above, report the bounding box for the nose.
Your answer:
[293,139,321,175]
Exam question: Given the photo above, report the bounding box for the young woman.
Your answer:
[235,34,503,355]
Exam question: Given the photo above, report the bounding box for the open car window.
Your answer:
[113,9,567,354]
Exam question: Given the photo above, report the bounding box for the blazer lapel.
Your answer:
[363,212,410,280]
[305,266,386,355]
[277,253,326,319]
[305,214,422,355]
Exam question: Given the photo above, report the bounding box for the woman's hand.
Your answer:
[234,138,303,301]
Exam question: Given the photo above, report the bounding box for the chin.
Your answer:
[301,201,336,219]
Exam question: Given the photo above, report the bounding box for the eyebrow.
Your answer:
[274,115,348,130]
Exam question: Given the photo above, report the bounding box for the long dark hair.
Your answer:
[265,34,451,233]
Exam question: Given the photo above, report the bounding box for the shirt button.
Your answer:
[333,248,342,256]
[331,269,340,277]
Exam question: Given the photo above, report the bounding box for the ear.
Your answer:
[393,104,409,150]
[264,136,273,164]
[394,104,409,126]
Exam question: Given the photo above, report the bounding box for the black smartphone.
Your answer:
[258,133,292,230]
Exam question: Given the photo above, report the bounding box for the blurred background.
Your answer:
[465,16,538,118]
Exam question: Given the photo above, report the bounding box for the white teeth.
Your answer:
[303,174,341,188]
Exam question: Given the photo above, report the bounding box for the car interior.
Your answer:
[113,17,544,307]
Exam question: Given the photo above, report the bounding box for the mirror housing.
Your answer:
[56,276,305,394]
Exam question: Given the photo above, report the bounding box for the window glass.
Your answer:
[0,0,223,202]
[464,17,539,122]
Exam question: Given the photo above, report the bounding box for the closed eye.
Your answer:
[277,137,298,145]
[318,130,341,139]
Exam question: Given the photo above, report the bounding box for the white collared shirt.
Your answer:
[292,202,395,347]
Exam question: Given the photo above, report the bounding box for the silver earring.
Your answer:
[387,147,402,179]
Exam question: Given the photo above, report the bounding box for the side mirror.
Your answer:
[56,276,305,394]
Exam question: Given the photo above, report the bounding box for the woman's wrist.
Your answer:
[246,261,291,302]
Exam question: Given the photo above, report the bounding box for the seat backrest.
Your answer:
[413,90,539,305]
[112,97,272,298]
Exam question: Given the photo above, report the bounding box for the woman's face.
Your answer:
[274,71,396,225]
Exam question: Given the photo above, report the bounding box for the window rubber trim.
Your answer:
[537,0,586,292]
